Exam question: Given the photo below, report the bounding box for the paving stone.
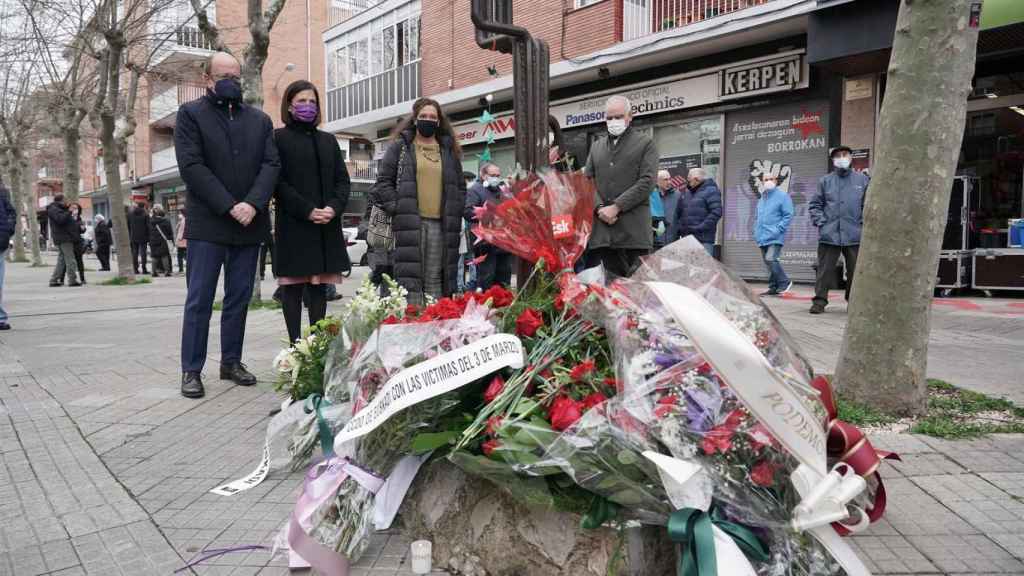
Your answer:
[906,534,1024,573]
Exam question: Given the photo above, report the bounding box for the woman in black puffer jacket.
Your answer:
[370,98,465,305]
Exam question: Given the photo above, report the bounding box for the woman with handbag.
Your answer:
[369,97,466,305]
[148,205,175,277]
[273,80,351,343]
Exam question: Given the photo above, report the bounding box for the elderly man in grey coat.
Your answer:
[583,95,658,278]
[808,145,869,314]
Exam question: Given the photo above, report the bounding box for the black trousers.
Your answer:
[475,249,513,290]
[812,244,859,309]
[584,247,647,280]
[74,243,86,283]
[280,283,327,343]
[177,247,187,272]
[96,245,111,270]
[131,242,148,273]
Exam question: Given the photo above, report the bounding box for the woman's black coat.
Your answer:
[273,123,351,278]
[370,129,465,296]
[148,216,174,257]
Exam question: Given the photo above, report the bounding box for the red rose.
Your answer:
[484,285,514,308]
[581,392,607,412]
[483,375,505,404]
[405,303,419,317]
[604,377,623,394]
[515,308,544,337]
[569,358,596,381]
[486,416,504,436]
[482,439,501,456]
[702,426,734,455]
[654,394,678,419]
[548,395,583,431]
[697,362,713,375]
[382,315,401,325]
[748,422,778,452]
[750,461,776,487]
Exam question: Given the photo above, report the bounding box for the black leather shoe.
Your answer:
[809,305,826,315]
[220,363,257,386]
[181,372,205,398]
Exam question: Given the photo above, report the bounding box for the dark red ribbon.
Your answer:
[811,376,900,536]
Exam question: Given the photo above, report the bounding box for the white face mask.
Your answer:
[833,157,851,170]
[763,181,777,191]
[485,176,501,188]
[607,118,627,137]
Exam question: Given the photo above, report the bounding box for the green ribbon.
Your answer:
[668,506,769,576]
[303,394,335,457]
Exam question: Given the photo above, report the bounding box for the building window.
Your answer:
[573,0,603,8]
[325,0,421,91]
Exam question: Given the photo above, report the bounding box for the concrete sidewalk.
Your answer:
[0,255,1022,575]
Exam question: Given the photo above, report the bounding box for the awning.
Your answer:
[133,166,181,187]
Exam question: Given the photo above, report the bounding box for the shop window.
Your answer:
[653,116,722,185]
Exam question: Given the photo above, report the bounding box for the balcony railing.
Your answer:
[325,60,420,123]
[152,146,177,173]
[328,0,373,29]
[622,0,773,42]
[346,159,377,182]
[176,25,215,50]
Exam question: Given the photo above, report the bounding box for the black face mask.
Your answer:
[214,78,242,102]
[416,119,438,138]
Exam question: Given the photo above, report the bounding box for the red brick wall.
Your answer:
[421,0,620,97]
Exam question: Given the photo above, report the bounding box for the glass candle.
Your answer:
[410,540,432,574]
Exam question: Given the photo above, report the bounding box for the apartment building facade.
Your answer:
[321,0,1024,282]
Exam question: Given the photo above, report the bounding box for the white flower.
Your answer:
[274,349,297,373]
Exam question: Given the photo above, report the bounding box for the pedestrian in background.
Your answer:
[70,203,87,285]
[174,209,187,275]
[583,95,657,278]
[176,51,280,398]
[46,194,81,287]
[0,180,16,330]
[651,169,679,250]
[808,145,869,314]
[94,214,112,271]
[754,172,794,296]
[127,201,150,275]
[273,79,350,343]
[149,204,174,277]
[465,162,512,290]
[371,97,466,305]
[674,167,722,257]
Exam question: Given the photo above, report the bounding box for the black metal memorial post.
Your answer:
[470,0,555,285]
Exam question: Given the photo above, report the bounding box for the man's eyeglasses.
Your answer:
[211,73,241,82]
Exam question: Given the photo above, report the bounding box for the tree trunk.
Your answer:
[101,128,135,281]
[20,156,43,266]
[835,0,980,416]
[4,153,29,263]
[243,44,267,303]
[62,127,82,202]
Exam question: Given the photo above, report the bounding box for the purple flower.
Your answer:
[685,388,722,433]
[654,352,683,368]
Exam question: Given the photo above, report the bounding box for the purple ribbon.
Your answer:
[288,457,385,576]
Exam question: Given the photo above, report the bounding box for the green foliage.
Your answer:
[908,380,1024,439]
[100,276,152,286]
[835,397,898,427]
[273,316,342,401]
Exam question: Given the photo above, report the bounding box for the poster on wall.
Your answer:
[659,154,702,189]
[723,100,830,282]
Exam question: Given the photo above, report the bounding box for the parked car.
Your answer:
[343,227,367,269]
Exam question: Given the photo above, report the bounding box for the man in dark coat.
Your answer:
[674,167,722,257]
[46,194,82,287]
[0,181,15,330]
[808,145,869,314]
[464,162,512,289]
[93,214,113,270]
[175,52,280,398]
[371,127,465,302]
[148,205,175,276]
[584,95,658,279]
[127,202,150,274]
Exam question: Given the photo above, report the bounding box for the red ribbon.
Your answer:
[811,375,900,536]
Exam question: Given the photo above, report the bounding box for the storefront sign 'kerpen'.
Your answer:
[720,55,803,99]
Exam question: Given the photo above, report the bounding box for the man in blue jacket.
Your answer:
[754,172,794,296]
[465,162,512,290]
[675,167,722,256]
[175,52,280,398]
[808,145,869,314]
[0,181,16,330]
